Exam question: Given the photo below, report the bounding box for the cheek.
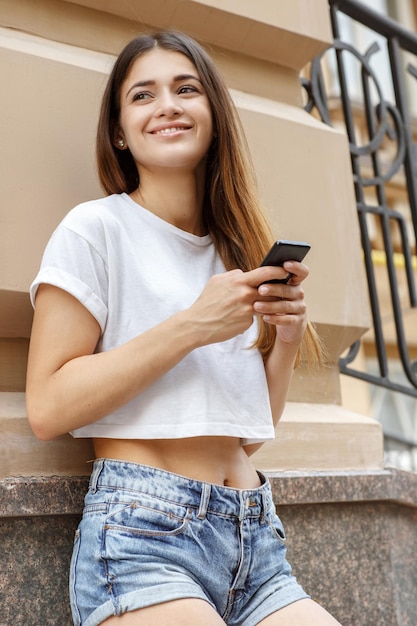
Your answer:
[119,108,145,138]
[198,99,213,136]
[201,113,214,148]
[117,110,129,140]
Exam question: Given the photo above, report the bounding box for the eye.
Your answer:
[178,85,199,95]
[132,91,152,102]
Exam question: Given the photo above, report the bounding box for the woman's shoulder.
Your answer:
[53,194,142,248]
[62,193,128,229]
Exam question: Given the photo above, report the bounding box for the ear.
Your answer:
[114,137,127,150]
[113,127,127,150]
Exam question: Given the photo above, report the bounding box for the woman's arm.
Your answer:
[243,261,309,456]
[257,260,309,422]
[27,267,277,440]
[26,284,202,440]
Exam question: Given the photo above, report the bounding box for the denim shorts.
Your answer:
[69,459,308,626]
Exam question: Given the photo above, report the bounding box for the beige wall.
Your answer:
[0,0,383,476]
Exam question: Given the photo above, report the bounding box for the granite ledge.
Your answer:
[0,475,88,517]
[268,467,417,507]
[1,467,416,518]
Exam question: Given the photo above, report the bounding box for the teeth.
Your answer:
[154,127,186,135]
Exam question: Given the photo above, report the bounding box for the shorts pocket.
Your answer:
[104,493,193,537]
[69,528,82,626]
[268,513,287,545]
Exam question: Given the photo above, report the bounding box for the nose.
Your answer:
[155,89,183,117]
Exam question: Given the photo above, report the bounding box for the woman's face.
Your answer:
[117,48,214,176]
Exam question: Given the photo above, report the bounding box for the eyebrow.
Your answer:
[126,73,202,98]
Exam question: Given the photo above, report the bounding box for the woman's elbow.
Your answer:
[26,399,60,441]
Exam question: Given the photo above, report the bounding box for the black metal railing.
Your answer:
[303,0,417,406]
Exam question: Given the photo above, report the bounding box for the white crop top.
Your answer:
[30,193,275,444]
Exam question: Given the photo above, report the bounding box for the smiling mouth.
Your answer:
[152,126,191,135]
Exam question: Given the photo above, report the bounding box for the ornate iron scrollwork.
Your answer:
[303,0,417,396]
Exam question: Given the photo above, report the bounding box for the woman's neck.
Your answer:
[131,169,207,236]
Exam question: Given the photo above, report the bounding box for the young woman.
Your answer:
[26,31,342,626]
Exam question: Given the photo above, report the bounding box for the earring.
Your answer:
[118,139,125,148]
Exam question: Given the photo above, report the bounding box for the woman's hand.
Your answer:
[187,269,258,345]
[187,262,309,348]
[253,261,309,348]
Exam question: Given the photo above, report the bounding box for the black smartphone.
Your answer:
[260,239,311,283]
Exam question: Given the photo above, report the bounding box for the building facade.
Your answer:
[0,0,382,477]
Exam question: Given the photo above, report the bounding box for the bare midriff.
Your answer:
[92,436,262,489]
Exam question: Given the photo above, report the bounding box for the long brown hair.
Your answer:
[96,30,323,364]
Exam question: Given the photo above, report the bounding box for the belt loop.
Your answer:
[89,458,104,494]
[197,482,211,520]
[239,493,247,521]
[261,490,268,523]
